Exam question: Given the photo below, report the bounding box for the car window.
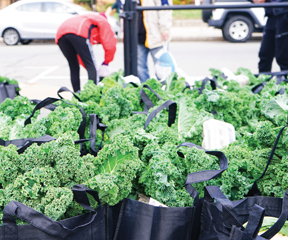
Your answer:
[16,3,42,12]
[44,2,74,13]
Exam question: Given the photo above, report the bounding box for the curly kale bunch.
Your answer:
[0,96,37,120]
[85,135,142,205]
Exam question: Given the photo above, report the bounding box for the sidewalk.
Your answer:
[171,19,223,41]
[0,19,226,44]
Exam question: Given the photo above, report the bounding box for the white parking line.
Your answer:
[27,66,59,83]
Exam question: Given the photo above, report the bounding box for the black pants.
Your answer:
[58,34,97,92]
[258,13,288,73]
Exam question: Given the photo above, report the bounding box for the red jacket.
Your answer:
[55,13,117,64]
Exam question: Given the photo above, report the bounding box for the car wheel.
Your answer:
[3,28,20,46]
[20,39,33,45]
[202,0,212,23]
[222,15,253,43]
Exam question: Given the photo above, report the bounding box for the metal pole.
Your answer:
[123,0,131,76]
[136,2,288,10]
[130,0,138,77]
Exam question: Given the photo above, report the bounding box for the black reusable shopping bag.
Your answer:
[0,185,121,240]
[112,142,228,240]
[199,124,288,240]
[198,186,288,240]
[0,82,20,104]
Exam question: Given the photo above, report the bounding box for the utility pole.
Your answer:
[122,0,138,76]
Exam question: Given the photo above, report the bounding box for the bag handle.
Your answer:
[254,70,288,78]
[260,190,288,239]
[177,142,228,201]
[30,99,57,111]
[198,76,220,95]
[252,82,267,94]
[248,124,288,196]
[123,82,139,88]
[72,184,101,211]
[275,88,285,96]
[0,135,56,154]
[132,84,163,115]
[229,205,266,240]
[204,185,234,208]
[74,114,107,156]
[57,86,82,102]
[229,190,288,240]
[143,100,177,129]
[24,97,86,140]
[204,185,248,229]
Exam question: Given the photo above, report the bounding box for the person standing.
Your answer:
[55,13,117,92]
[137,0,173,83]
[253,0,288,73]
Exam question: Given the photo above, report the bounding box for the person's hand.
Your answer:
[253,0,265,3]
[98,62,110,78]
[161,33,169,41]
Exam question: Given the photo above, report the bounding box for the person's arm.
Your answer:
[156,0,173,41]
[253,0,265,3]
[88,14,117,64]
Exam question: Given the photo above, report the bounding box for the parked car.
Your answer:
[0,0,120,45]
[202,0,267,42]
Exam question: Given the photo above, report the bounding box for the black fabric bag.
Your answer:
[0,82,20,104]
[112,143,228,240]
[198,186,288,240]
[0,185,121,240]
[199,125,288,240]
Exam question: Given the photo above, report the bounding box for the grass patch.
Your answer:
[173,9,201,19]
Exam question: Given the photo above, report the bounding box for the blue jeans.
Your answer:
[137,44,163,83]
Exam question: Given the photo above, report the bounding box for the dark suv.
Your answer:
[202,0,266,42]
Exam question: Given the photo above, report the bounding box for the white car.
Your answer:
[0,0,120,45]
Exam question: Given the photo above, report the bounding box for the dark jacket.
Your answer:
[265,0,288,16]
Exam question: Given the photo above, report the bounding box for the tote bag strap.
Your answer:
[229,204,266,240]
[57,86,82,102]
[72,184,101,211]
[123,82,139,88]
[198,76,220,95]
[260,190,288,239]
[229,190,288,240]
[0,135,56,154]
[74,114,107,156]
[248,124,288,196]
[177,142,228,201]
[133,84,163,115]
[29,99,57,111]
[204,185,249,229]
[143,100,177,129]
[24,97,86,140]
